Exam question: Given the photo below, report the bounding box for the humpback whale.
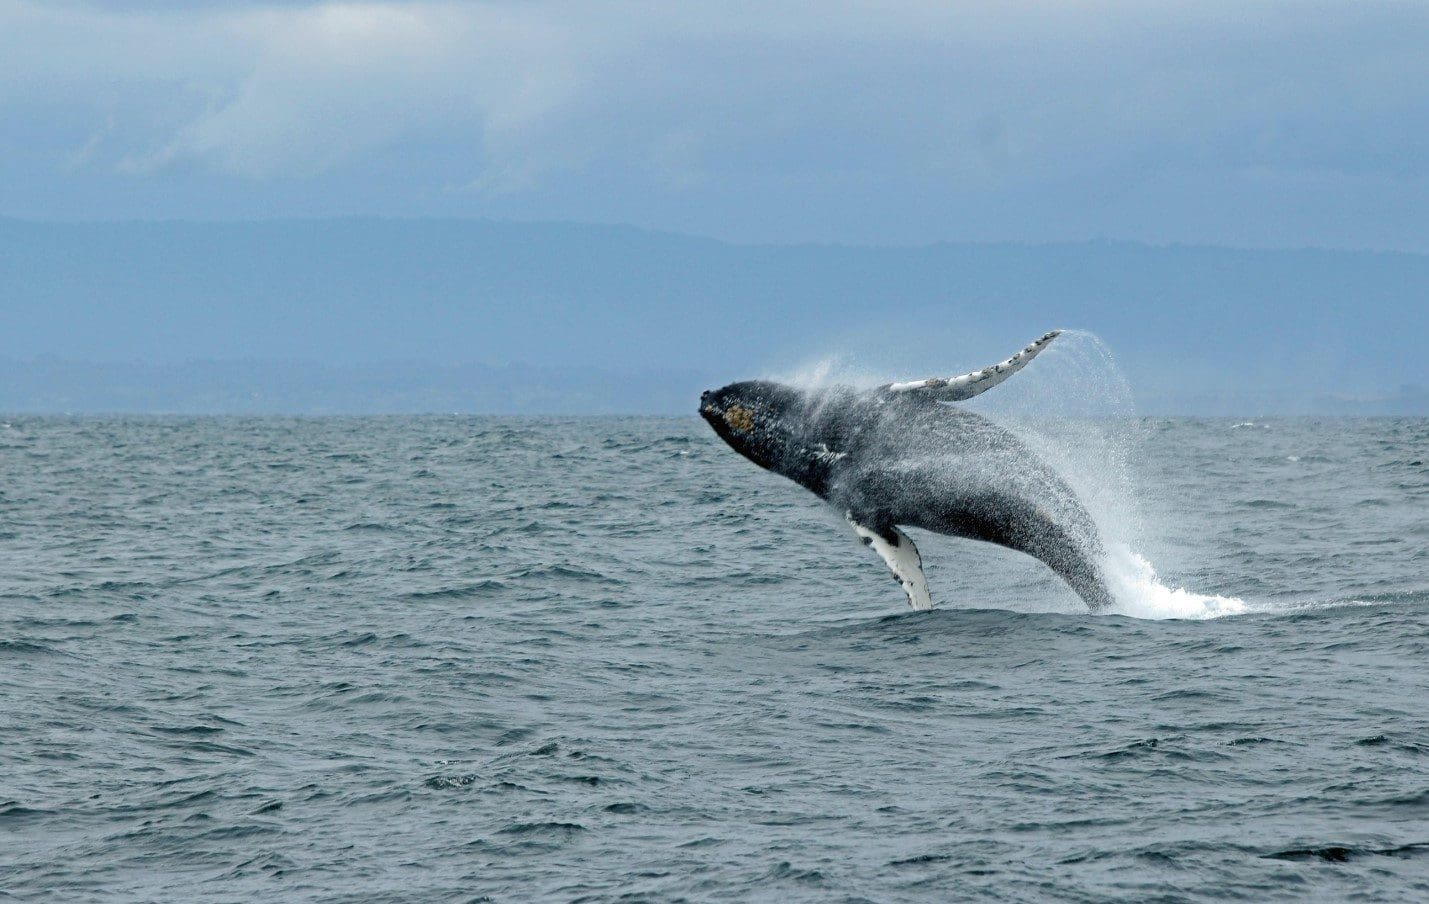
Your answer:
[699,331,1114,611]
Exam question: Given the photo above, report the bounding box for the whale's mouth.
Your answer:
[698,392,744,454]
[698,390,723,423]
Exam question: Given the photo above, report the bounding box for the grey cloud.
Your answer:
[2,1,1428,248]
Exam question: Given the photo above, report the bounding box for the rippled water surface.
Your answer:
[2,416,1426,902]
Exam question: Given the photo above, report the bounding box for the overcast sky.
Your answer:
[4,1,1428,249]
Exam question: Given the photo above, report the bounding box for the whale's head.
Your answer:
[699,380,805,472]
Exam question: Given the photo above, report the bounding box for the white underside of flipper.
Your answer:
[883,329,1062,402]
[846,512,932,610]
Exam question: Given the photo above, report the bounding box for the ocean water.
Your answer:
[1,414,1426,902]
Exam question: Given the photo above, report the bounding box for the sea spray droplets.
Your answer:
[770,351,883,393]
[967,329,1137,421]
[969,329,1147,544]
[966,330,1238,610]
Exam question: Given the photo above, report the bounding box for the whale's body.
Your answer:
[700,331,1114,611]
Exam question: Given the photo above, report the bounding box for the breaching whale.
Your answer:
[699,330,1114,611]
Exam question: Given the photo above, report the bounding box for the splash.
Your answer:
[967,331,1146,557]
[1100,544,1245,620]
[966,330,1247,620]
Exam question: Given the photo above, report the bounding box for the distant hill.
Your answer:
[1,218,1424,414]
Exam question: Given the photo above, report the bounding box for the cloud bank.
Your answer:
[3,1,1428,248]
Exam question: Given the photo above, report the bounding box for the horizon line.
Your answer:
[3,214,1425,259]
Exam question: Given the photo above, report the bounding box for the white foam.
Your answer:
[1101,544,1245,620]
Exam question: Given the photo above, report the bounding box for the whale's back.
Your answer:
[818,393,1113,609]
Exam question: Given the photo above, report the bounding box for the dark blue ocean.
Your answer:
[2,414,1426,902]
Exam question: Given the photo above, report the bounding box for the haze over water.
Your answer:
[2,410,1426,902]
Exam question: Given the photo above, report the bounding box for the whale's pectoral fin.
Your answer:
[882,329,1062,402]
[846,512,932,610]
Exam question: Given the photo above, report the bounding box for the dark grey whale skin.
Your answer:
[700,380,1114,611]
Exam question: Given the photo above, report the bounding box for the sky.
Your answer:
[3,0,1429,250]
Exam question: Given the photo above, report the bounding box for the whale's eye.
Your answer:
[724,405,755,433]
